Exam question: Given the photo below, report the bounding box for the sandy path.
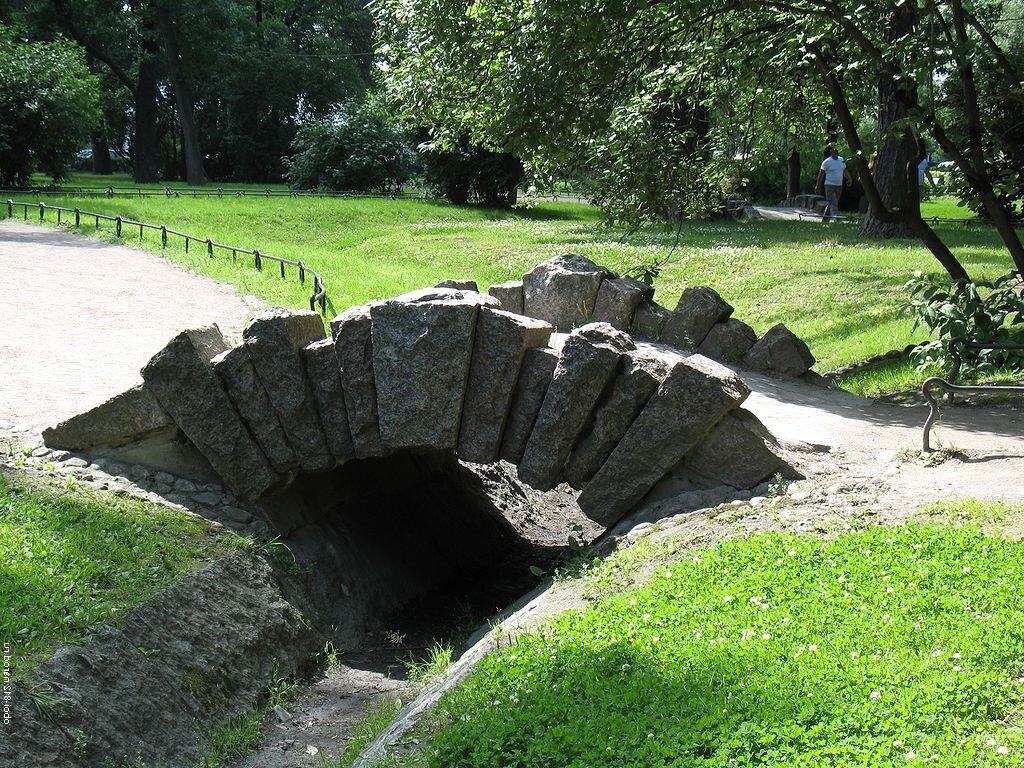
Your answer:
[0,220,264,436]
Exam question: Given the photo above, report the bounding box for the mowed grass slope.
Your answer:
[0,471,244,676]
[410,515,1024,767]
[14,193,1013,371]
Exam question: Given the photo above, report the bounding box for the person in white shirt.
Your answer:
[918,157,935,200]
[816,146,853,222]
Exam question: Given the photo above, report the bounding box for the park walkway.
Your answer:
[0,220,263,438]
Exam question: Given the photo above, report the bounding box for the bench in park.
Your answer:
[921,338,1024,452]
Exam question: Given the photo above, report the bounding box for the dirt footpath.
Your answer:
[0,220,264,437]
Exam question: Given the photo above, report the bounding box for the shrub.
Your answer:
[905,269,1024,376]
[283,101,414,193]
[418,137,524,208]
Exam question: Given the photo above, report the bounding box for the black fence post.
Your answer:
[161,225,168,248]
[74,208,80,227]
[57,208,62,225]
[207,238,213,257]
[6,199,11,218]
[253,249,262,271]
[279,260,285,279]
[38,203,45,222]
[116,216,122,237]
[298,262,306,285]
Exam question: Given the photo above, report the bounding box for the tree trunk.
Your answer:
[91,134,113,174]
[860,2,916,238]
[155,1,206,185]
[133,54,160,183]
[787,144,801,199]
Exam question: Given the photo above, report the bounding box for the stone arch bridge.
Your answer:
[44,255,811,530]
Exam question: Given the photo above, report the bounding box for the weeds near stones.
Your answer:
[324,697,403,768]
[405,642,453,687]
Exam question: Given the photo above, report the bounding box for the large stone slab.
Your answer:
[435,279,479,291]
[243,308,333,473]
[661,287,733,349]
[212,343,297,473]
[628,300,671,340]
[331,305,384,458]
[743,323,816,376]
[370,289,488,451]
[458,308,553,463]
[141,325,278,500]
[683,410,798,488]
[592,276,655,330]
[43,384,172,450]
[564,351,669,488]
[522,254,610,331]
[303,338,356,464]
[576,354,750,526]
[499,347,559,464]
[487,280,524,314]
[698,318,758,363]
[518,323,635,490]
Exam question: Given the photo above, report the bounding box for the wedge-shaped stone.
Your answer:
[487,280,524,314]
[371,289,489,451]
[661,286,733,349]
[243,308,332,473]
[522,254,611,331]
[628,300,671,340]
[592,276,655,330]
[303,338,355,464]
[458,308,553,463]
[331,305,384,458]
[141,325,278,499]
[577,355,749,526]
[683,410,798,488]
[43,384,172,451]
[698,318,758,364]
[518,323,635,490]
[564,351,669,488]
[743,323,816,376]
[212,343,296,473]
[499,347,559,464]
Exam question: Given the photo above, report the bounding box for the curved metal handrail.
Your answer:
[4,199,327,314]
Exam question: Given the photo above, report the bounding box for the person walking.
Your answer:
[816,146,853,222]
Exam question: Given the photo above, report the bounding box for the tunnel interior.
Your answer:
[265,451,595,670]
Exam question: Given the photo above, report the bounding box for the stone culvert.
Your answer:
[44,254,806,530]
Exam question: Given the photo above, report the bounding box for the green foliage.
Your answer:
[283,101,414,193]
[906,270,1024,375]
[0,471,242,677]
[406,643,454,687]
[427,523,1024,766]
[323,698,403,768]
[0,29,100,186]
[419,138,524,208]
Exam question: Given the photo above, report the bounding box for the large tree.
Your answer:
[0,27,99,185]
[376,0,1024,279]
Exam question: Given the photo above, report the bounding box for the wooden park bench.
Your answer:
[921,338,1024,452]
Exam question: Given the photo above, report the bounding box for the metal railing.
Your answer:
[4,199,327,314]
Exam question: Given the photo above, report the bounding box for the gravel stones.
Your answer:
[42,385,172,451]
[243,308,332,473]
[141,325,278,500]
[577,354,750,526]
[661,287,734,349]
[518,323,635,490]
[522,254,611,331]
[743,323,816,376]
[458,308,553,463]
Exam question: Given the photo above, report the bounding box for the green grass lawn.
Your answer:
[0,471,244,676]
[398,512,1024,767]
[5,192,1013,375]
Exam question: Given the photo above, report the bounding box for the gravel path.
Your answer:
[0,220,264,438]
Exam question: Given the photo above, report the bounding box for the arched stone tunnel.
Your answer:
[43,254,810,643]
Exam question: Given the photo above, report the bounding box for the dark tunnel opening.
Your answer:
[265,451,600,673]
